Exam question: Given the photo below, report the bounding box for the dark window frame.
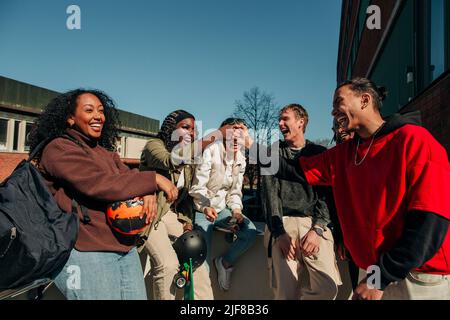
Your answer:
[358,0,371,43]
[344,2,352,79]
[446,0,450,69]
[416,0,448,91]
[24,122,33,152]
[0,118,8,150]
[12,120,20,151]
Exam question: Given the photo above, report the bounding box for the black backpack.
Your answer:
[0,138,79,289]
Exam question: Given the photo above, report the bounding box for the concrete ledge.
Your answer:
[142,221,353,300]
[9,222,353,300]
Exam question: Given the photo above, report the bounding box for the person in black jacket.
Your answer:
[247,79,449,300]
[261,104,341,300]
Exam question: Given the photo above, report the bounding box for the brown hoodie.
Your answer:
[39,128,156,252]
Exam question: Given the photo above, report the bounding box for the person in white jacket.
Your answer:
[190,118,258,294]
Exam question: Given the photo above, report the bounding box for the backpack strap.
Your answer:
[80,205,91,224]
[59,135,91,224]
[27,138,52,162]
[28,134,85,162]
[71,199,91,224]
[27,134,92,225]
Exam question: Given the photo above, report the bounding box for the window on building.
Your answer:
[344,0,361,80]
[24,122,33,152]
[370,0,415,115]
[343,1,353,79]
[352,30,359,67]
[447,0,450,68]
[418,0,449,89]
[0,119,7,151]
[347,60,352,80]
[348,0,369,66]
[430,0,445,81]
[358,0,370,42]
[116,137,122,156]
[12,121,20,151]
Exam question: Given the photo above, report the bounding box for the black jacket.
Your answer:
[261,112,449,289]
[259,140,334,239]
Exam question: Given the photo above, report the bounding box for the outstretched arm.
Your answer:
[246,137,307,183]
[189,147,213,213]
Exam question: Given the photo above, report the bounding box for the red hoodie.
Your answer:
[300,124,450,273]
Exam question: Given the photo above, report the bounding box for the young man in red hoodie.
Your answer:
[245,77,450,300]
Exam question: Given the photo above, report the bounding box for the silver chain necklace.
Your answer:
[354,121,386,166]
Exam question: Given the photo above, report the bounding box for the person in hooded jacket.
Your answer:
[244,78,450,300]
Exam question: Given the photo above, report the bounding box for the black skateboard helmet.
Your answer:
[172,230,207,270]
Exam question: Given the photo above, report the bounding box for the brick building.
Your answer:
[337,0,449,154]
[0,76,159,181]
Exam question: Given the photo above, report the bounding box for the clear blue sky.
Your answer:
[0,0,341,141]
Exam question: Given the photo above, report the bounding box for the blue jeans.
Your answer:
[194,208,257,271]
[54,247,147,300]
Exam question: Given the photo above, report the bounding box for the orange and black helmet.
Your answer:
[106,198,148,235]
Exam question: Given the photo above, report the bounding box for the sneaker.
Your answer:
[214,257,233,291]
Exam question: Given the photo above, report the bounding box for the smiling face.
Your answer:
[67,93,105,140]
[174,117,196,144]
[220,120,247,155]
[333,117,354,143]
[331,85,365,133]
[223,125,244,153]
[279,108,305,144]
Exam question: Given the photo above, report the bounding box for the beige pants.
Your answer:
[144,210,213,300]
[192,263,214,300]
[382,272,450,300]
[264,216,342,300]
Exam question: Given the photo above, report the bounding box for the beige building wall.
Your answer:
[123,136,149,159]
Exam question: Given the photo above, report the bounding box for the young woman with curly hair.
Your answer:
[29,89,178,300]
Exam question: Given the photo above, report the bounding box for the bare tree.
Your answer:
[233,87,279,221]
[233,87,279,147]
[312,138,333,148]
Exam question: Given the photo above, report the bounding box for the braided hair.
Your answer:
[157,110,195,151]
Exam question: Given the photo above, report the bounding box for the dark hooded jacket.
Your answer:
[268,112,449,289]
[260,140,334,239]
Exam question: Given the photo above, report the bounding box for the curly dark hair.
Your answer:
[28,89,121,160]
